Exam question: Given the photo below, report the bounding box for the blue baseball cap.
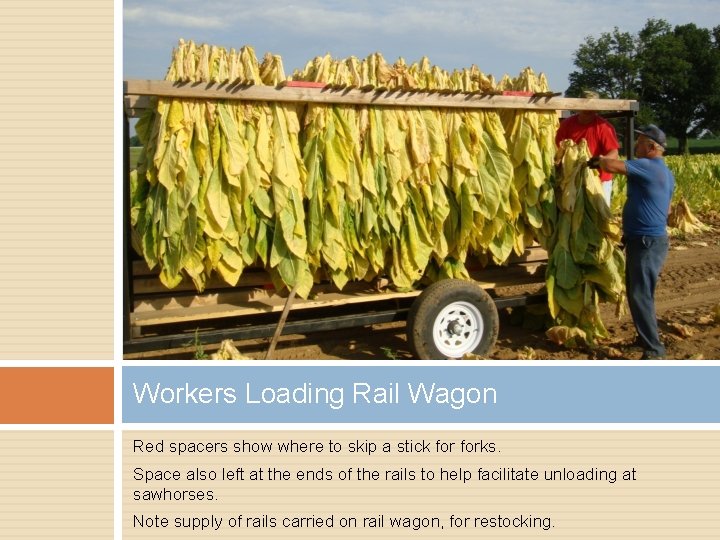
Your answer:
[634,124,667,149]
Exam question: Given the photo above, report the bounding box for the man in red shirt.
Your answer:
[556,91,620,207]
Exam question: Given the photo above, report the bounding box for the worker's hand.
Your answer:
[586,156,601,170]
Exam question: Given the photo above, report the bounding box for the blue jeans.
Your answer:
[624,235,668,357]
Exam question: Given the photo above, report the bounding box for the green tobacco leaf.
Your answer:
[217,103,248,186]
[553,245,581,289]
[488,222,514,264]
[203,166,230,238]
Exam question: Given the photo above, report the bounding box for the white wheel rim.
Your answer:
[432,301,484,358]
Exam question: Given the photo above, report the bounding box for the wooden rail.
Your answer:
[124,79,639,117]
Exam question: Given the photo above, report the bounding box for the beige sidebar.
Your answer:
[0,431,113,538]
[0,0,113,359]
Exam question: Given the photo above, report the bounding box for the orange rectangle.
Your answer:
[282,80,327,88]
[501,90,534,96]
[0,368,113,424]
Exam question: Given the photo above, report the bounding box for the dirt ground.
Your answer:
[227,211,720,361]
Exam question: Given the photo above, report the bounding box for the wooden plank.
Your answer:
[131,260,157,276]
[133,278,390,314]
[133,272,273,295]
[507,246,549,264]
[130,260,274,293]
[130,263,545,327]
[124,80,638,115]
[264,284,298,360]
[470,262,545,285]
[132,276,268,295]
[130,288,421,327]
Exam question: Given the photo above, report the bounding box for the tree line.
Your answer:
[566,18,720,154]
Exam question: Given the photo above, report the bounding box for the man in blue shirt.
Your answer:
[595,125,675,359]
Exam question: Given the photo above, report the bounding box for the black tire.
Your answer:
[407,279,499,359]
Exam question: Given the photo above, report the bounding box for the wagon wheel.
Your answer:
[407,279,499,359]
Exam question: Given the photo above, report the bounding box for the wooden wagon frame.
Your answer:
[122,80,639,358]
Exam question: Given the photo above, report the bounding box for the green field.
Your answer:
[665,137,720,155]
[611,153,720,214]
[665,154,720,211]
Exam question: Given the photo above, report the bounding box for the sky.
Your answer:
[123,0,720,94]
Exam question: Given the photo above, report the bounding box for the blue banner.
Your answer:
[122,365,720,424]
